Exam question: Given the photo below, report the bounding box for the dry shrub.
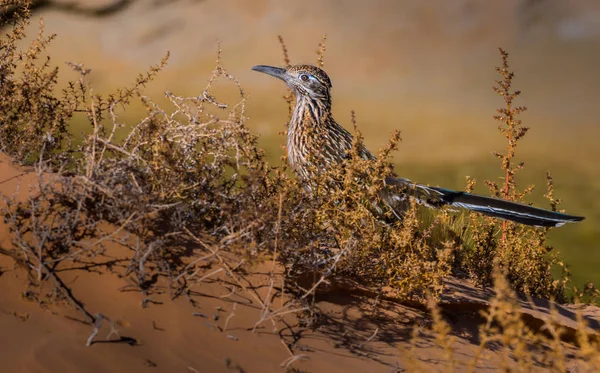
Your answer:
[410,269,600,372]
[1,169,108,322]
[0,1,73,164]
[459,49,569,300]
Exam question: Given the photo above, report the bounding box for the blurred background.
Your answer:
[13,0,600,289]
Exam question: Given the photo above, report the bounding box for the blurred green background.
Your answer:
[12,0,600,289]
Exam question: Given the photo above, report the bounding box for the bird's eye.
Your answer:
[299,74,309,81]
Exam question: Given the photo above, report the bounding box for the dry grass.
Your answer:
[0,1,598,371]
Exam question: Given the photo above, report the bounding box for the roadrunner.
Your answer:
[252,64,584,227]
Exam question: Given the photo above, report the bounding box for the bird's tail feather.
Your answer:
[384,177,584,227]
[427,186,584,227]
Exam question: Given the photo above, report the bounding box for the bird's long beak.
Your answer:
[251,65,288,82]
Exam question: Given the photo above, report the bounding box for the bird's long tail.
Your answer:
[384,177,584,227]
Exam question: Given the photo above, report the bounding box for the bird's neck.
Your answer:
[286,94,332,175]
[289,94,331,131]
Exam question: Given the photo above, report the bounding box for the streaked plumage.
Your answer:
[252,64,584,228]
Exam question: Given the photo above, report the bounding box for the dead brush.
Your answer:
[1,167,106,323]
[0,1,294,320]
[459,48,569,300]
[407,49,599,372]
[0,1,74,165]
[67,49,291,304]
[411,268,600,372]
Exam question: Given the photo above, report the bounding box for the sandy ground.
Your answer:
[0,153,599,373]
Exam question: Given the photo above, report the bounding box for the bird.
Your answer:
[251,64,584,228]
